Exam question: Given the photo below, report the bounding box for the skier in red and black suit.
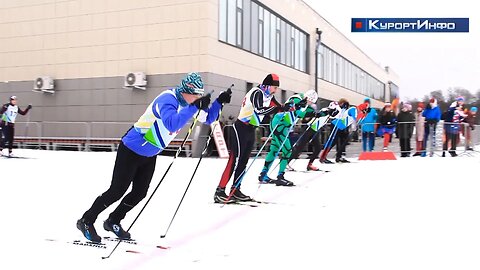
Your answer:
[214,74,284,203]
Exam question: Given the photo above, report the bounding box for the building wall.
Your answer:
[0,0,399,139]
[0,0,212,82]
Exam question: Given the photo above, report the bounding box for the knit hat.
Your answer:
[178,72,204,95]
[384,102,392,107]
[364,97,371,103]
[10,96,17,100]
[417,102,425,109]
[402,103,412,111]
[456,96,465,102]
[471,106,478,113]
[262,74,280,87]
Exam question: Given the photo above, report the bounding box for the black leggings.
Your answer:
[0,124,14,151]
[82,142,157,224]
[289,128,321,164]
[219,120,256,189]
[331,129,349,159]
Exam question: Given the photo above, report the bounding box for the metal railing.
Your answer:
[6,120,479,158]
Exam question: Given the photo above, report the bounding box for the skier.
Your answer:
[77,72,232,243]
[214,74,283,203]
[257,91,316,186]
[319,99,366,163]
[0,96,32,156]
[288,97,339,171]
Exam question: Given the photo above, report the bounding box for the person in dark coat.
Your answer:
[377,103,397,151]
[396,103,415,157]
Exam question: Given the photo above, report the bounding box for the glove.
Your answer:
[295,99,308,110]
[281,101,295,112]
[367,107,371,113]
[217,90,231,104]
[191,94,211,110]
[27,104,33,110]
[341,102,350,109]
[329,108,339,117]
[315,109,328,118]
[471,126,475,131]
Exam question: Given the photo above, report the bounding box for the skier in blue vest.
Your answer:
[77,72,232,243]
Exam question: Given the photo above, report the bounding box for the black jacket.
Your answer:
[396,111,415,139]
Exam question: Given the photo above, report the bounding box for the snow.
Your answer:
[1,149,480,270]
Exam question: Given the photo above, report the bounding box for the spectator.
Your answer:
[413,102,426,156]
[397,103,415,157]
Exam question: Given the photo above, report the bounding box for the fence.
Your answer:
[9,121,193,156]
[221,120,480,159]
[6,120,480,158]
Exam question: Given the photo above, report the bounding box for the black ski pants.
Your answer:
[219,120,256,189]
[289,128,321,164]
[82,142,157,224]
[0,123,14,152]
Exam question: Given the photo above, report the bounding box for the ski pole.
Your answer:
[102,91,212,260]
[319,108,347,161]
[160,85,233,238]
[223,110,288,205]
[264,111,302,178]
[275,114,331,171]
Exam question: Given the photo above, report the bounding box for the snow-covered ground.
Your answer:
[1,149,479,270]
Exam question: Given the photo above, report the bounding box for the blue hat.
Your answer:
[471,106,478,113]
[456,96,465,102]
[364,97,371,103]
[178,72,204,95]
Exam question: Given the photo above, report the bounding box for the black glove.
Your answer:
[27,104,32,110]
[471,126,475,131]
[366,107,371,113]
[295,99,308,110]
[329,108,339,117]
[341,102,350,109]
[281,101,295,112]
[192,95,211,110]
[217,90,231,104]
[315,109,328,118]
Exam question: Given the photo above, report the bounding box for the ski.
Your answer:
[45,238,107,250]
[45,237,170,252]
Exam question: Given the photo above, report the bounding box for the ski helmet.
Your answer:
[304,90,318,103]
[179,72,204,95]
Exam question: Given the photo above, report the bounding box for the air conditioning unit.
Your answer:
[124,72,147,90]
[33,76,55,94]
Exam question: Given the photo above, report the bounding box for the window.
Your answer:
[218,0,308,72]
[318,43,386,101]
[236,0,243,47]
[226,0,236,45]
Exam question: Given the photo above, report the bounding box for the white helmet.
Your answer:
[328,101,338,109]
[304,90,318,103]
